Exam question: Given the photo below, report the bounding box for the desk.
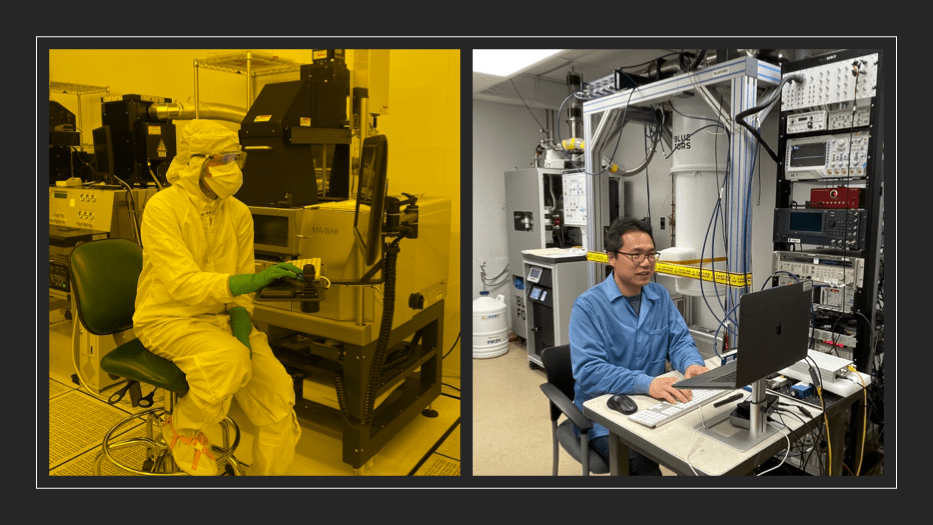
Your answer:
[582,359,867,476]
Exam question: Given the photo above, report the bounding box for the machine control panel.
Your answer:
[780,52,878,111]
[50,262,71,293]
[773,208,867,249]
[773,251,864,313]
[786,110,827,134]
[828,106,871,130]
[49,187,116,231]
[784,132,870,181]
[773,250,864,288]
[562,171,588,226]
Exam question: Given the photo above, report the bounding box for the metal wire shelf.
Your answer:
[49,81,109,95]
[197,52,302,77]
[195,51,303,110]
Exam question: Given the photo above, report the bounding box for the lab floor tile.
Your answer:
[49,390,142,470]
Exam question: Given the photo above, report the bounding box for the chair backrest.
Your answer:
[69,238,142,336]
[541,344,575,401]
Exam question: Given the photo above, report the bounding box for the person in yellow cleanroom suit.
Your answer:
[132,120,302,476]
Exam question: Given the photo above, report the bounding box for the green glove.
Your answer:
[229,262,304,296]
[228,306,253,358]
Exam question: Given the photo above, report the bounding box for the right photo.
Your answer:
[471,44,890,479]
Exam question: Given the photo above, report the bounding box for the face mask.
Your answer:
[198,155,244,200]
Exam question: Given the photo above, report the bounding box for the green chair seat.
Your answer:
[101,338,189,395]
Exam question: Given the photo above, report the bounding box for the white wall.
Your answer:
[472,90,781,338]
[471,99,548,323]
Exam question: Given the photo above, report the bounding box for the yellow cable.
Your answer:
[848,365,868,476]
[817,386,831,476]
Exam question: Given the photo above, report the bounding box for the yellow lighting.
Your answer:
[472,49,563,77]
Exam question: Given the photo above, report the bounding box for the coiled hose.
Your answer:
[334,241,401,429]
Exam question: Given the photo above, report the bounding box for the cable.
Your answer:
[334,229,412,429]
[685,402,713,476]
[734,73,804,162]
[69,299,125,403]
[770,407,811,469]
[756,419,791,476]
[480,262,510,291]
[666,94,734,329]
[679,49,708,73]
[111,173,142,245]
[810,370,832,476]
[800,354,832,475]
[644,126,653,229]
[509,78,547,132]
[618,52,681,72]
[443,332,460,359]
[691,130,737,346]
[557,79,636,175]
[846,364,868,475]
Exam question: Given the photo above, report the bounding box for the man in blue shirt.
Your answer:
[568,217,709,475]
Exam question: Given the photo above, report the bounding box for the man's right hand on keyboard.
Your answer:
[649,376,692,404]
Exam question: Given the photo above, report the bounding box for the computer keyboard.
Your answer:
[627,389,734,428]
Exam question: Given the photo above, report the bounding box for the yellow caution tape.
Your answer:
[586,252,751,287]
[666,257,727,266]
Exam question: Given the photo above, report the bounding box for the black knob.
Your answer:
[408,293,425,310]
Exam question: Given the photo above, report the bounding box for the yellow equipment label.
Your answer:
[254,115,272,122]
[586,252,752,287]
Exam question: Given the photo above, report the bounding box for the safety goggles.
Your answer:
[195,151,247,172]
[204,151,247,170]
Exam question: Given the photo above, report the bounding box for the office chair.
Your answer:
[539,344,609,475]
[69,238,242,476]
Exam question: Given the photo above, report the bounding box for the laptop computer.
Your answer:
[673,281,811,390]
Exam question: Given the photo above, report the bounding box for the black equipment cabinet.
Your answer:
[265,300,444,471]
[238,51,352,208]
[774,49,885,374]
[774,49,886,476]
[98,95,176,186]
[335,301,443,470]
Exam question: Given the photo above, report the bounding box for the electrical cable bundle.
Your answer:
[666,96,742,352]
[333,229,410,429]
[480,262,510,291]
[734,73,805,163]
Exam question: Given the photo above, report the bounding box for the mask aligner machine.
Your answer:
[247,123,450,472]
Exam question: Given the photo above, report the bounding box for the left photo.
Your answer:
[45,46,461,478]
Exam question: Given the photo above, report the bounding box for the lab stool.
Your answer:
[67,238,242,476]
[93,341,243,476]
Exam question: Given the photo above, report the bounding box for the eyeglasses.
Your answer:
[195,151,248,171]
[612,251,661,264]
[206,151,247,169]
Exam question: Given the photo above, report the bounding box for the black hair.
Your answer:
[605,217,654,255]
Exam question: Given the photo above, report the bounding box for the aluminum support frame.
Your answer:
[725,71,760,342]
[582,56,780,290]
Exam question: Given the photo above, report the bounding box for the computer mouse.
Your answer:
[607,394,638,415]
